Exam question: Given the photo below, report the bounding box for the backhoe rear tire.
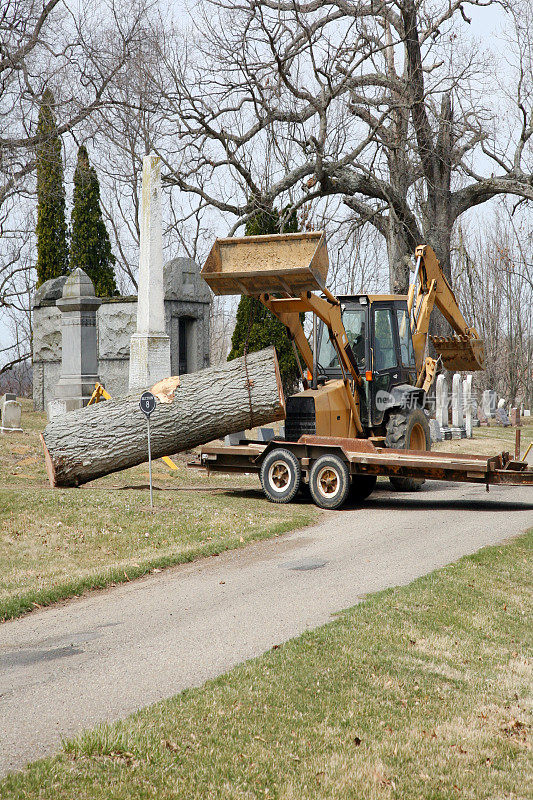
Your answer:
[385,408,430,492]
[350,474,377,502]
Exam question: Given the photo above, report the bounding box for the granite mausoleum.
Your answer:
[33,257,211,411]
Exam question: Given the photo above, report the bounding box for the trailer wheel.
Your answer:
[385,408,430,491]
[260,448,301,503]
[309,454,350,510]
[350,474,377,502]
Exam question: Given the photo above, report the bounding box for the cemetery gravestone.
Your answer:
[510,407,520,427]
[0,393,16,415]
[495,407,511,427]
[52,268,101,415]
[1,400,22,432]
[435,374,449,428]
[129,154,171,391]
[451,373,464,428]
[463,375,473,438]
[482,389,497,418]
[429,418,443,442]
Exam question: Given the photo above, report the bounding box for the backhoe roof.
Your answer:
[335,294,409,303]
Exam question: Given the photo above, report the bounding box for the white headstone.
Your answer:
[452,373,463,428]
[0,400,22,432]
[523,409,531,418]
[225,431,246,446]
[463,375,473,438]
[435,374,448,428]
[429,418,442,442]
[497,398,506,409]
[0,393,16,416]
[129,153,171,391]
[482,389,496,417]
[47,398,68,421]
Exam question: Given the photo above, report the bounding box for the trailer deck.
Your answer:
[200,436,533,488]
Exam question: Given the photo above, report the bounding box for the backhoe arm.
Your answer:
[408,245,485,381]
[261,290,361,386]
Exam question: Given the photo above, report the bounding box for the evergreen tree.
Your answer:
[228,205,302,396]
[35,89,68,286]
[69,145,117,297]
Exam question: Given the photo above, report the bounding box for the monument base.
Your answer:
[128,332,171,392]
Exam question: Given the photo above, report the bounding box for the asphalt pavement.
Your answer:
[0,480,531,777]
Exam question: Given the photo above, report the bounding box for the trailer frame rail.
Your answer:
[199,435,533,488]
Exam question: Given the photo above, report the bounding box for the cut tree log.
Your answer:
[41,346,285,487]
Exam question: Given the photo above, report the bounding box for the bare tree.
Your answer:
[454,208,533,406]
[146,0,533,312]
[0,0,151,365]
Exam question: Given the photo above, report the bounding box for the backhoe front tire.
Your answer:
[260,448,301,503]
[385,408,430,492]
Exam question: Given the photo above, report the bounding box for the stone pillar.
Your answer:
[53,268,101,415]
[463,375,473,438]
[435,374,448,428]
[451,373,463,428]
[129,154,171,391]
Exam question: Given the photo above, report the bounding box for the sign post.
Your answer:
[139,391,157,508]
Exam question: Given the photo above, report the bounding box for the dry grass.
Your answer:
[0,531,530,799]
[0,401,316,620]
[432,418,533,457]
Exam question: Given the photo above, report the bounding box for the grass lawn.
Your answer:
[1,530,530,799]
[0,402,317,621]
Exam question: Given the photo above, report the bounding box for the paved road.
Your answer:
[1,481,531,777]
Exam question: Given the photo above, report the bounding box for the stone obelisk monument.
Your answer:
[128,154,171,391]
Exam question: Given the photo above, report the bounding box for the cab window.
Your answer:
[318,308,366,370]
[373,308,397,370]
[396,308,415,366]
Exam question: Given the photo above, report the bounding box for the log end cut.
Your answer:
[40,432,58,488]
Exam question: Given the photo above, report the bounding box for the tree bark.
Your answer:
[41,346,285,487]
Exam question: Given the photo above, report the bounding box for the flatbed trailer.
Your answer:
[198,436,533,509]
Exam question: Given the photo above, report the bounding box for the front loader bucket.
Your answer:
[431,335,485,371]
[201,231,329,296]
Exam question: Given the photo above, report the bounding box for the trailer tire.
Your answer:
[260,448,301,503]
[309,454,351,510]
[385,408,430,491]
[350,474,377,502]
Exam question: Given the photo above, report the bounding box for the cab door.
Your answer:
[370,304,401,425]
[394,302,417,385]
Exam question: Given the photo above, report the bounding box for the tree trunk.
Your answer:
[41,346,285,487]
[386,214,413,294]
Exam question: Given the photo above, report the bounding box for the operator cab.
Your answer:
[316,295,417,427]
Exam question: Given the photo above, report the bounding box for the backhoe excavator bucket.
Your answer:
[201,231,329,296]
[430,335,485,371]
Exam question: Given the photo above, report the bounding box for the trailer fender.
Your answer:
[254,439,351,468]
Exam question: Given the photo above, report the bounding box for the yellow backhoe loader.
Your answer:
[200,232,530,508]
